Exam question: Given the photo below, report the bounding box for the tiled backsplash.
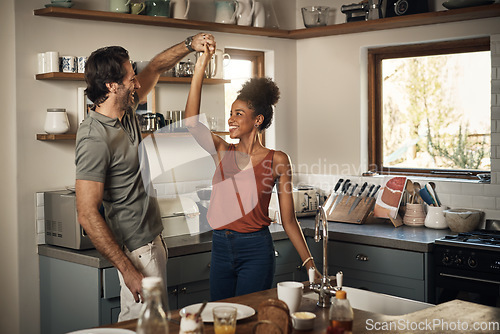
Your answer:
[296,173,500,224]
[491,34,500,184]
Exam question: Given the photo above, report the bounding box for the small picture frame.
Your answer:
[77,87,93,126]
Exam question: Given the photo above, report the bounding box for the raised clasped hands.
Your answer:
[191,32,216,53]
[195,41,216,71]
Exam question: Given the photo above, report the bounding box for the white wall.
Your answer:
[0,1,19,333]
[8,1,296,333]
[295,18,500,220]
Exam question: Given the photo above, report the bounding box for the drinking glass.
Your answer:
[213,306,237,334]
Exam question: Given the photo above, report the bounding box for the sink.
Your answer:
[304,287,432,316]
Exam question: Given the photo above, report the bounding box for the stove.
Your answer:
[434,223,500,307]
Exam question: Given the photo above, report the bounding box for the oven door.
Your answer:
[435,265,500,307]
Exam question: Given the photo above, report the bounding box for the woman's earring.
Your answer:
[255,124,259,128]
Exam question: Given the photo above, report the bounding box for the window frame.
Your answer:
[223,48,266,143]
[224,48,265,78]
[367,37,491,179]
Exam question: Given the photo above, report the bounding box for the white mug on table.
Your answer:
[277,281,303,314]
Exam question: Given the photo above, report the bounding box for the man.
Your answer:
[75,33,215,321]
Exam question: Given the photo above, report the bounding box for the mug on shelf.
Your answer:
[77,56,87,73]
[131,2,146,14]
[61,56,77,73]
[110,0,131,13]
[146,0,170,17]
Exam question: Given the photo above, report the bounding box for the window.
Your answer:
[368,37,491,179]
[223,49,265,142]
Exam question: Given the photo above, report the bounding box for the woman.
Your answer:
[185,44,318,301]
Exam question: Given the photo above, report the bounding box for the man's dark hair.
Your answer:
[84,46,130,105]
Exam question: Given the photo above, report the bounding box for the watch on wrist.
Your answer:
[184,36,194,52]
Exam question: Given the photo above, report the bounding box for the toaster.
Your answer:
[269,186,319,220]
[44,190,94,250]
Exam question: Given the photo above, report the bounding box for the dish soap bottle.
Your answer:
[136,277,169,334]
[328,290,353,334]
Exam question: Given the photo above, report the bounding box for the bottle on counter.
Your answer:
[328,290,353,334]
[136,277,169,334]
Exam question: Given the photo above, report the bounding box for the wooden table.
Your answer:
[104,286,500,333]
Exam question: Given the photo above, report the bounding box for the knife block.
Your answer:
[325,194,376,224]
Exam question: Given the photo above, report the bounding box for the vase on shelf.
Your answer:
[260,0,279,28]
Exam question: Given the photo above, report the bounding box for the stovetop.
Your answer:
[435,229,500,252]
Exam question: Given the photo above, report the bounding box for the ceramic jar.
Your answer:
[44,108,70,134]
[403,203,426,226]
[424,206,448,229]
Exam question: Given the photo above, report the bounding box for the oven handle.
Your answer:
[440,273,500,285]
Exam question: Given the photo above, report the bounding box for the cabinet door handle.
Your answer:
[180,287,188,294]
[275,250,279,257]
[207,262,211,268]
[356,254,368,261]
[169,288,178,295]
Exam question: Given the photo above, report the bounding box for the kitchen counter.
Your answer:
[37,218,451,268]
[300,218,452,252]
[102,286,500,334]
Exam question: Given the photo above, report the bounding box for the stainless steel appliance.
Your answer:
[294,186,319,217]
[434,221,500,306]
[44,190,94,250]
[268,186,319,221]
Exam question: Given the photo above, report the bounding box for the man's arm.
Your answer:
[75,179,144,303]
[135,33,216,103]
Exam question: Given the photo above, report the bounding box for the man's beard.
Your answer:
[117,86,134,111]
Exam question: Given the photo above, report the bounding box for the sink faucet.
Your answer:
[308,205,342,307]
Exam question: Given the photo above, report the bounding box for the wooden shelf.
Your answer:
[37,133,77,141]
[288,4,500,39]
[36,131,230,141]
[33,7,287,38]
[34,5,500,39]
[35,72,231,84]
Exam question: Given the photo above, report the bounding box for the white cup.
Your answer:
[37,53,47,74]
[45,51,59,73]
[61,56,76,73]
[77,56,87,73]
[277,281,303,314]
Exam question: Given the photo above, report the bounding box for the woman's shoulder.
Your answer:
[272,150,292,165]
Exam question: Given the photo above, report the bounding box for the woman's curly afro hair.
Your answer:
[236,77,280,131]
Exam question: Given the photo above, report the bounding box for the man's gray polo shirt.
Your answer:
[75,100,162,251]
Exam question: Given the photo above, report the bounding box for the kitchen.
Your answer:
[1,0,500,333]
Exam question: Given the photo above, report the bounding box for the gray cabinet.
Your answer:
[273,239,307,286]
[166,251,211,310]
[40,256,120,334]
[323,240,433,302]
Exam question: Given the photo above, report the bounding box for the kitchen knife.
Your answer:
[363,184,375,203]
[348,182,368,215]
[329,181,351,214]
[369,184,381,201]
[323,178,344,212]
[345,183,358,207]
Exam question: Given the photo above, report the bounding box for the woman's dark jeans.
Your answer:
[210,227,276,301]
